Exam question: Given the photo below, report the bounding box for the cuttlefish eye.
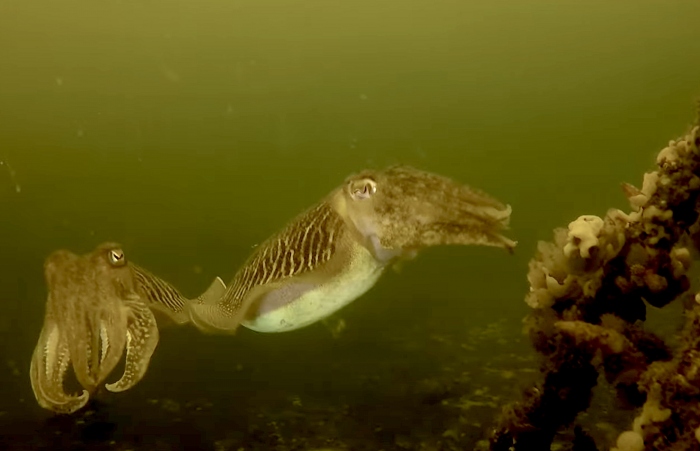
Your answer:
[349,178,377,200]
[107,248,127,267]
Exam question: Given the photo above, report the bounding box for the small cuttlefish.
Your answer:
[30,242,218,414]
[188,165,516,334]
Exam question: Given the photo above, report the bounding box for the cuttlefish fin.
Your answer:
[105,300,159,393]
[131,263,190,325]
[194,276,226,304]
[155,276,226,325]
[188,276,237,333]
[189,282,274,334]
[146,302,189,325]
[132,265,224,326]
[29,322,89,414]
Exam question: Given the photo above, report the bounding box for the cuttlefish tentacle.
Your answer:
[105,297,159,393]
[188,165,515,334]
[30,242,215,414]
[30,322,89,414]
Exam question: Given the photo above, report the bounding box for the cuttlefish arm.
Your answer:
[29,322,89,414]
[105,297,159,392]
[64,285,128,392]
[188,165,515,334]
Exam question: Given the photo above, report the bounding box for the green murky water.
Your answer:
[1,1,699,449]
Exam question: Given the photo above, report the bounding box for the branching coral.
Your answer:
[489,119,700,451]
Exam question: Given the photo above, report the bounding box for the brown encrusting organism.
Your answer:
[489,114,700,450]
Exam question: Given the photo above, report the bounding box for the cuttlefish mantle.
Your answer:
[189,165,516,334]
[30,242,221,414]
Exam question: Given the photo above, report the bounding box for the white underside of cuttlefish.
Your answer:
[188,165,517,335]
[240,238,386,333]
[30,243,160,414]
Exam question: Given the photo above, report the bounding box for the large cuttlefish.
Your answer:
[30,242,221,414]
[188,165,516,334]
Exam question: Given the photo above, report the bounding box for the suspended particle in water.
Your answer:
[6,359,20,377]
[0,159,21,193]
[322,317,346,339]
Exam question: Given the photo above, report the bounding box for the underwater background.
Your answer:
[1,0,700,449]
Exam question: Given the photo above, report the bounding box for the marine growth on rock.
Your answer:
[489,116,700,451]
